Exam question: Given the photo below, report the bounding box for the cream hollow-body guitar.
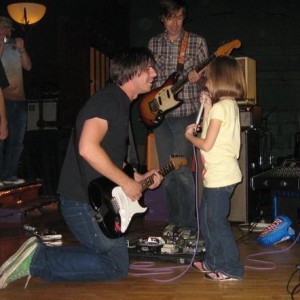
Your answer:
[139,39,241,129]
[88,156,187,239]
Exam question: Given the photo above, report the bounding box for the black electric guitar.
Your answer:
[89,155,187,238]
[139,39,241,129]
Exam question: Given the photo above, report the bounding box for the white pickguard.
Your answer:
[111,186,147,233]
[156,86,179,111]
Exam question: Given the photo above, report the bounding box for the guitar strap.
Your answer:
[177,31,189,72]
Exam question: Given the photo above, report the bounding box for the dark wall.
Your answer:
[130,0,300,161]
[130,0,300,110]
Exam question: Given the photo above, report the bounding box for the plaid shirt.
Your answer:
[148,30,208,118]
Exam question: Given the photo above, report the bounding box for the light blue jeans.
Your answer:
[0,100,27,180]
[200,185,244,279]
[30,197,129,282]
[154,114,196,230]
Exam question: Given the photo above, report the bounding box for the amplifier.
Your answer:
[236,57,256,102]
[240,105,262,128]
[27,99,58,131]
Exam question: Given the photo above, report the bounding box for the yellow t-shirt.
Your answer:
[200,99,242,188]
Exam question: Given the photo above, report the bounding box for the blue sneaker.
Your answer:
[0,238,38,289]
[257,215,295,246]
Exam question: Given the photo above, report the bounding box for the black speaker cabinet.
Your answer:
[22,129,71,196]
[228,128,261,222]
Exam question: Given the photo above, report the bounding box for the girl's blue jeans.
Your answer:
[200,185,244,279]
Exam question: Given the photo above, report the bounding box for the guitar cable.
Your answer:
[128,145,203,282]
[129,97,208,281]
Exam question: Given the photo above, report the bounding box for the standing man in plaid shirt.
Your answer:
[148,0,208,239]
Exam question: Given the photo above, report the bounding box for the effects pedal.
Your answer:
[136,237,165,254]
[182,238,206,254]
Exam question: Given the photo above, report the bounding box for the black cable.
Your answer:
[290,283,300,300]
[236,221,259,242]
[286,267,300,299]
[236,211,268,242]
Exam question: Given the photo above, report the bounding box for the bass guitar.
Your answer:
[139,39,241,129]
[89,155,187,238]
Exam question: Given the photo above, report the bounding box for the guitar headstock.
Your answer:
[170,155,188,170]
[215,39,241,57]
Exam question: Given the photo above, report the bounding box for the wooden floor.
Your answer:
[0,201,299,300]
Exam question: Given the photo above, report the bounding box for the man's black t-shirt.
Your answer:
[57,84,131,203]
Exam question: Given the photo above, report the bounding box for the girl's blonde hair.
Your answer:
[205,55,247,103]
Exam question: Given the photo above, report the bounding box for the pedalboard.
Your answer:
[128,235,206,264]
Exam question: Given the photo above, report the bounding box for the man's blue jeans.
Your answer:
[0,100,27,180]
[200,185,244,279]
[30,197,129,282]
[154,114,196,230]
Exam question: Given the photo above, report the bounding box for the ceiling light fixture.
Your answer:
[7,2,46,26]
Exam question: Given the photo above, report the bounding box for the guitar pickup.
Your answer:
[149,99,159,113]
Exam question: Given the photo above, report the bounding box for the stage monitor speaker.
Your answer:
[228,128,260,222]
[236,57,257,103]
[27,100,57,131]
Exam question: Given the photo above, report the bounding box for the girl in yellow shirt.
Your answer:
[185,55,246,281]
